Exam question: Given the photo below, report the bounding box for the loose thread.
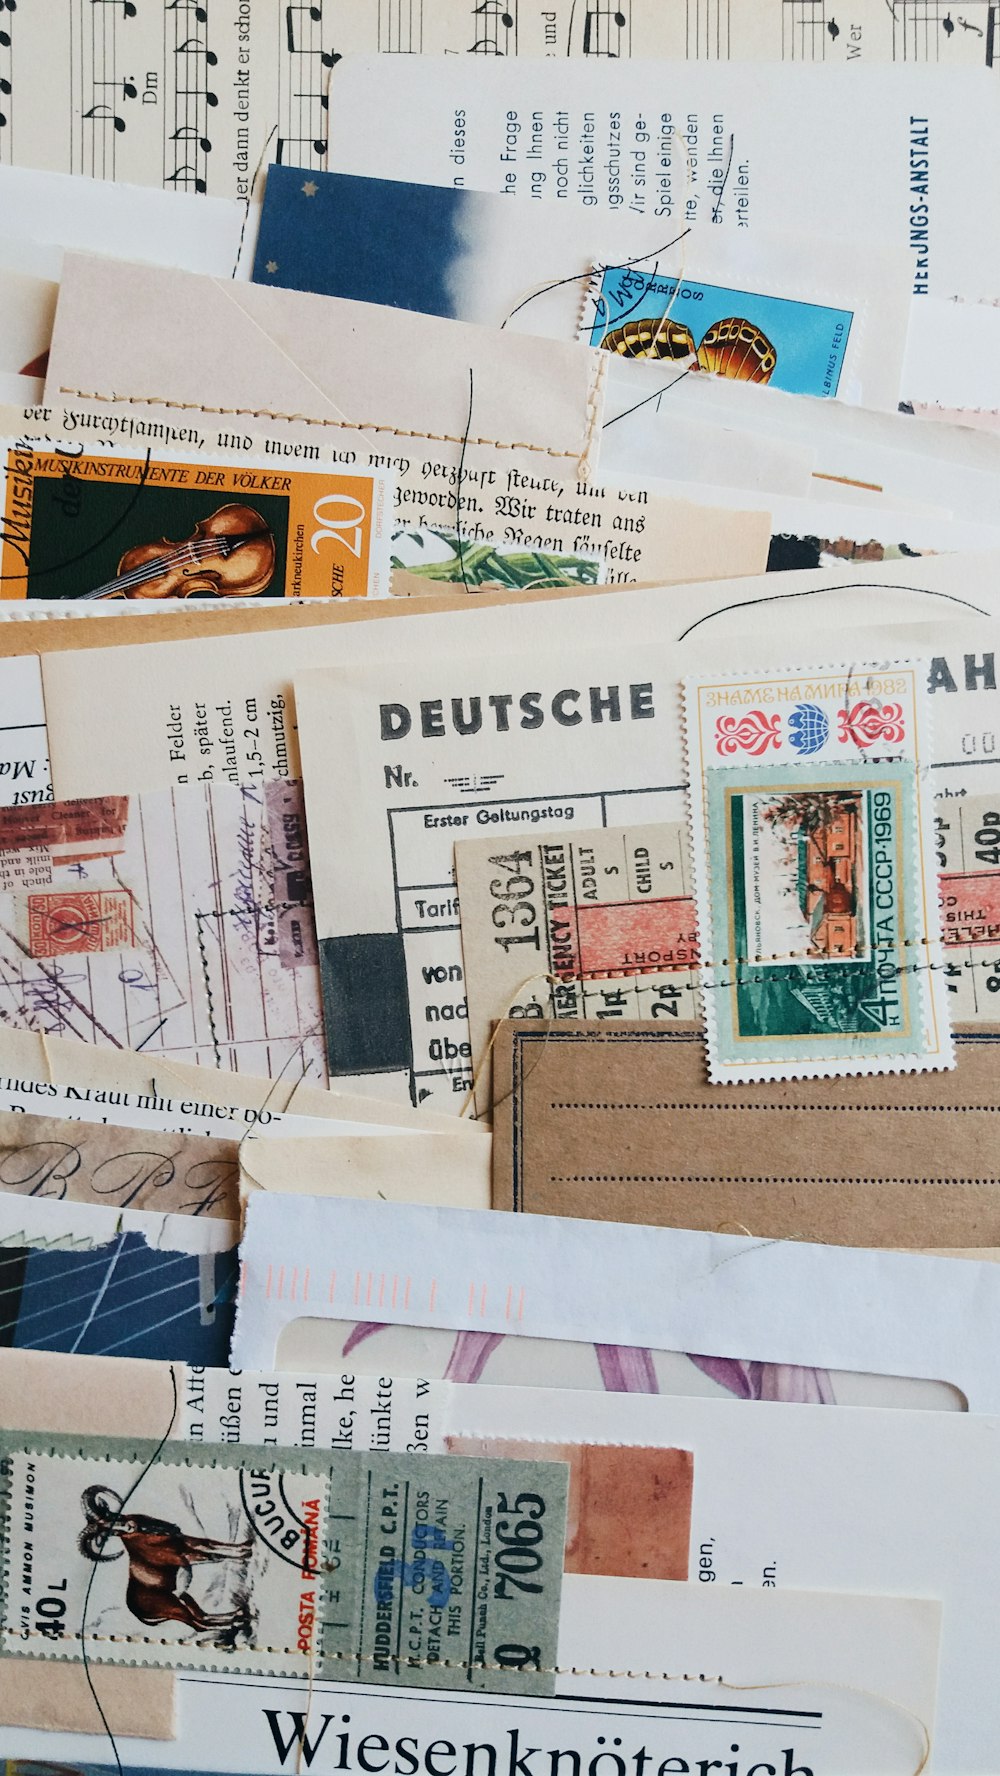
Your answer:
[461,973,563,1120]
[232,123,278,279]
[80,1364,180,1776]
[717,1675,930,1776]
[455,368,475,597]
[236,1037,319,1200]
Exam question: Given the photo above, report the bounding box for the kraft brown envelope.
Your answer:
[0,1349,178,1738]
[492,1019,1000,1248]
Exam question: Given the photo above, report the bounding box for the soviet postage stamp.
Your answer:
[684,660,953,1081]
[0,1433,569,1693]
[583,265,854,398]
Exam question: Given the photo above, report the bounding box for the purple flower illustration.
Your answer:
[687,1353,835,1404]
[341,1325,834,1404]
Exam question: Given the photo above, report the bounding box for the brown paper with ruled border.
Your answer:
[0,1349,178,1737]
[492,1019,1000,1247]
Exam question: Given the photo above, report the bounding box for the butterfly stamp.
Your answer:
[683,659,953,1082]
[583,264,854,399]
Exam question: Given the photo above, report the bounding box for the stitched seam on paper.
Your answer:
[58,387,595,462]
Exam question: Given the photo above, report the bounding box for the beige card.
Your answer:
[0,1348,177,1737]
[0,1109,238,1219]
[3,393,770,594]
[240,1130,490,1208]
[44,254,606,481]
[491,1019,1000,1247]
[0,1023,485,1140]
[39,553,999,798]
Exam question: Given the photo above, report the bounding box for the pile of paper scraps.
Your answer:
[6,11,1000,1776]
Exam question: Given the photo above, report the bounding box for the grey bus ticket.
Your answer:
[0,1433,568,1694]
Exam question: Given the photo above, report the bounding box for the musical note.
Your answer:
[166,161,207,192]
[83,102,126,133]
[942,10,956,29]
[170,123,212,153]
[276,134,327,162]
[827,15,841,35]
[176,35,218,64]
[782,0,826,60]
[95,75,138,99]
[286,4,322,51]
[581,2,628,56]
[90,0,138,16]
[166,0,207,15]
[470,0,517,53]
[178,84,218,106]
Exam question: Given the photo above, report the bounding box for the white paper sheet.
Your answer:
[0,1576,939,1775]
[232,1193,1000,1414]
[0,655,50,806]
[326,57,1000,301]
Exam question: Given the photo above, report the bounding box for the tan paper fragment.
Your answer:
[45,254,606,480]
[0,1108,239,1218]
[0,1348,177,1736]
[0,1024,484,1137]
[492,1019,1000,1248]
[240,1131,490,1209]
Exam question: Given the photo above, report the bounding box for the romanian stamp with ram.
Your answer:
[0,1433,569,1694]
[684,660,952,1082]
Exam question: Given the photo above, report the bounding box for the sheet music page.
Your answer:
[0,0,993,198]
[329,0,999,65]
[0,0,337,197]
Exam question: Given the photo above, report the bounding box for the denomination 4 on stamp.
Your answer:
[684,661,953,1082]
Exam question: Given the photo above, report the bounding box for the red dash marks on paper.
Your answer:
[302,1268,310,1302]
[28,887,135,957]
[429,1277,438,1313]
[328,1269,337,1302]
[940,871,1000,946]
[548,899,699,980]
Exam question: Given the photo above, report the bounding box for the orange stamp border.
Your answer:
[27,888,136,957]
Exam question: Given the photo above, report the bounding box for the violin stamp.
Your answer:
[683,659,953,1082]
[0,1431,569,1692]
[26,887,136,957]
[582,265,855,399]
[0,440,391,601]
